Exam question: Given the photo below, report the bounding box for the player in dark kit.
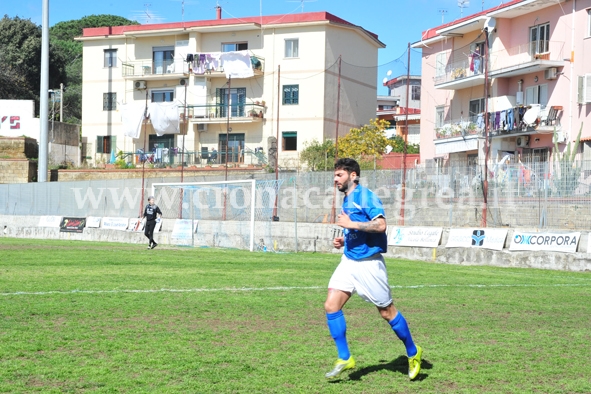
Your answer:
[324,158,422,380]
[141,196,162,249]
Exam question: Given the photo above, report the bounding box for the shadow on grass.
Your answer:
[332,356,432,382]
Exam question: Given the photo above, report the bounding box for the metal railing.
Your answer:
[122,54,265,78]
[182,103,266,120]
[435,118,482,140]
[434,41,564,85]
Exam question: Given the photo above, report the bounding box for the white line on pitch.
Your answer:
[0,283,590,296]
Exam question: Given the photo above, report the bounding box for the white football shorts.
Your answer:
[328,253,393,308]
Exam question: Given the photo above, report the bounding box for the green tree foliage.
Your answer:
[388,135,420,154]
[0,14,137,124]
[338,118,390,160]
[0,16,65,103]
[299,139,335,171]
[49,15,138,124]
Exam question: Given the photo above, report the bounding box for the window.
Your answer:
[435,52,446,78]
[530,23,550,55]
[411,85,421,101]
[283,85,299,105]
[153,47,174,74]
[435,106,445,128]
[151,90,174,102]
[469,98,485,122]
[96,136,115,154]
[285,39,299,58]
[222,42,248,52]
[103,93,116,111]
[282,132,297,151]
[588,9,591,37]
[104,49,117,68]
[525,84,548,107]
[217,88,246,117]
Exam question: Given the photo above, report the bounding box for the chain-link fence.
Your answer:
[2,160,591,229]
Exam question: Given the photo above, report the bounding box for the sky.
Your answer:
[3,0,508,94]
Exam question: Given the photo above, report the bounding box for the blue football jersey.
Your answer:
[341,185,387,260]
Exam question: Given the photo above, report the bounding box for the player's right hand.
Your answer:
[333,237,344,249]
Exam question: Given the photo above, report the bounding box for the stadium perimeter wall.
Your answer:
[1,215,590,272]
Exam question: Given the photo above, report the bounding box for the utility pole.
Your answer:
[38,0,49,182]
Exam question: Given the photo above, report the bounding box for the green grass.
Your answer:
[0,238,590,393]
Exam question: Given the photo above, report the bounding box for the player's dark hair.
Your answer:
[334,158,360,183]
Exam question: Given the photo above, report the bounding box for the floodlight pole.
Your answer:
[38,0,49,182]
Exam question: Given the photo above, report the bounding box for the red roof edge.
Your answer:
[81,11,379,41]
[419,0,525,41]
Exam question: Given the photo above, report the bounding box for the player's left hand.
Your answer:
[337,213,353,229]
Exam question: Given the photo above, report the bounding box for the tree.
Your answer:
[388,135,420,154]
[338,118,390,160]
[299,139,335,171]
[49,15,139,124]
[0,16,65,103]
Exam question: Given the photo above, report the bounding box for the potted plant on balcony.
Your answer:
[249,109,258,117]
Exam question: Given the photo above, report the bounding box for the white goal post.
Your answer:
[151,179,282,251]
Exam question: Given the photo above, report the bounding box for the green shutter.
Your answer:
[282,132,297,138]
[97,136,104,153]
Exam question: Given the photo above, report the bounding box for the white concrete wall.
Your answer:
[0,100,40,139]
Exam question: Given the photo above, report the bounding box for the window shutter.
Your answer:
[585,75,591,103]
[97,136,104,153]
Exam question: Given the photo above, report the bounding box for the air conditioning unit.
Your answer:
[516,136,530,147]
[197,124,207,132]
[553,131,566,143]
[545,67,558,80]
[179,79,188,86]
[134,80,147,90]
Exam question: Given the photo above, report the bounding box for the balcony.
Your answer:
[433,118,481,155]
[435,41,565,90]
[122,55,265,80]
[122,60,190,80]
[181,103,266,125]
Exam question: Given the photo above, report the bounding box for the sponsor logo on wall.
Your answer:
[509,231,580,253]
[101,217,129,231]
[60,217,86,233]
[387,227,442,248]
[171,219,199,240]
[446,228,508,251]
[38,216,62,228]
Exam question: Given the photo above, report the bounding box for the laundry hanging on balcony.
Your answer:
[148,102,180,136]
[220,50,254,79]
[120,102,146,139]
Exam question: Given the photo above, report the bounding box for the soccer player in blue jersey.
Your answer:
[324,158,422,380]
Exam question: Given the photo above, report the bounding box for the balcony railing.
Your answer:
[489,40,564,73]
[434,41,564,86]
[435,118,482,140]
[180,103,267,121]
[122,55,265,78]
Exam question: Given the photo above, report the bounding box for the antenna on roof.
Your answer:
[438,9,448,24]
[458,0,470,17]
[287,0,318,12]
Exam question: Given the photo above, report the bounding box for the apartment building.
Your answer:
[413,0,591,167]
[77,10,384,167]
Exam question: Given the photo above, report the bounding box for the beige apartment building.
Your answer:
[77,10,384,168]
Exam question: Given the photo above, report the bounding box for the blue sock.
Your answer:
[326,310,350,360]
[389,312,417,357]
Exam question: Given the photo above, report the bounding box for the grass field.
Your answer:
[1,238,590,393]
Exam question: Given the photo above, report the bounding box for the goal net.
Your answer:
[151,179,283,251]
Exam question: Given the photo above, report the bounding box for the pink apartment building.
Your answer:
[413,0,591,167]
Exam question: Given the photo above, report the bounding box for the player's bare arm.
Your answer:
[337,213,386,233]
[333,236,344,249]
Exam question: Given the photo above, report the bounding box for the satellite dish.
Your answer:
[382,77,388,84]
[484,17,496,34]
[386,70,392,77]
